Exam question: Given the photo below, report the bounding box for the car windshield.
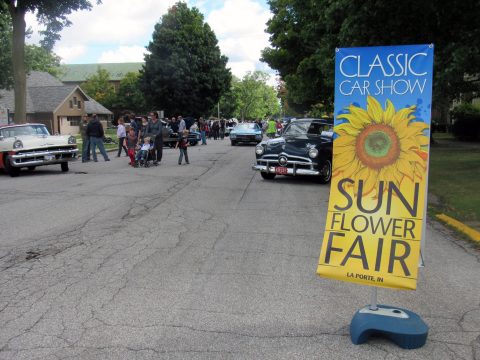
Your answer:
[0,125,50,138]
[235,123,258,130]
[284,121,332,136]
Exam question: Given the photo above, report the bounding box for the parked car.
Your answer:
[230,123,263,145]
[0,123,78,177]
[252,118,333,183]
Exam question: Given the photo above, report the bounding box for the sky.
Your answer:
[25,0,274,80]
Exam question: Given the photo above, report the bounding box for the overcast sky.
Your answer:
[25,0,274,80]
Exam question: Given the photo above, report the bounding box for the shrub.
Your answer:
[450,103,480,141]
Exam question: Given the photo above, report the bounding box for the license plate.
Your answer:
[44,154,54,161]
[275,166,288,175]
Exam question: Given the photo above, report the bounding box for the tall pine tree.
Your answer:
[140,2,231,117]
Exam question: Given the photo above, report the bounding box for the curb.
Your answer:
[436,214,480,242]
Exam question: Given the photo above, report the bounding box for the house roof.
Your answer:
[0,71,111,115]
[58,63,144,82]
[85,96,113,115]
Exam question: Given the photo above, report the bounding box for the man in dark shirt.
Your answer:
[86,114,110,162]
[146,112,163,165]
[79,115,90,162]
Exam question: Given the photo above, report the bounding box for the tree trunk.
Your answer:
[9,4,27,124]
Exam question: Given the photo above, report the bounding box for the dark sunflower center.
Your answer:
[355,124,400,170]
[364,131,391,158]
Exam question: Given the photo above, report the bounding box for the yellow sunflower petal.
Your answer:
[416,134,430,146]
[384,100,396,125]
[348,104,372,128]
[342,158,361,179]
[367,96,384,123]
[335,123,361,136]
[334,134,356,147]
[334,149,356,167]
[400,138,419,152]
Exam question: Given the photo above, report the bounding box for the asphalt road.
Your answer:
[0,139,478,359]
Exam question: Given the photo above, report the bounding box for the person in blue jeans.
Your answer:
[199,117,207,145]
[86,114,110,162]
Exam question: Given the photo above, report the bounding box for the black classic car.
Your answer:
[252,118,333,183]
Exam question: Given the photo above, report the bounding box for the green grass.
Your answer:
[428,133,480,230]
[76,129,119,154]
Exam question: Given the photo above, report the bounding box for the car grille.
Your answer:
[258,154,315,170]
[13,146,77,164]
[236,135,257,141]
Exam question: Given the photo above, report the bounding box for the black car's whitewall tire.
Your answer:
[316,159,332,184]
[260,172,276,180]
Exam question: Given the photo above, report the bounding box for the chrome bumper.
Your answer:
[10,148,78,167]
[252,164,319,176]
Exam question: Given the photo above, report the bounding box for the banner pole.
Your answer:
[369,288,378,311]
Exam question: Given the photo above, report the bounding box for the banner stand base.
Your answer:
[350,304,428,349]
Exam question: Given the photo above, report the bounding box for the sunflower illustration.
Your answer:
[333,96,429,196]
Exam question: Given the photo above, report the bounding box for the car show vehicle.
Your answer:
[0,123,78,177]
[252,118,333,183]
[230,123,263,145]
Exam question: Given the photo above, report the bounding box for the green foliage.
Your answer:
[140,2,231,117]
[262,0,480,112]
[233,71,280,120]
[80,68,116,110]
[115,72,146,114]
[0,7,13,89]
[25,44,61,76]
[450,103,480,141]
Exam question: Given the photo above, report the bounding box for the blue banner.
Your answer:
[318,45,434,290]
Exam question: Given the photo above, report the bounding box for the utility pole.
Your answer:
[217,102,220,119]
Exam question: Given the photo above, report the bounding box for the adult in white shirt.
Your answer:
[178,116,186,133]
[116,118,128,157]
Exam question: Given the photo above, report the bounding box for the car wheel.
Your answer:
[61,162,69,172]
[27,166,36,171]
[4,155,20,177]
[316,159,332,184]
[260,172,276,180]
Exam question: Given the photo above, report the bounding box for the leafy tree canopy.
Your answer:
[233,71,280,120]
[140,1,231,118]
[115,72,146,114]
[262,0,480,113]
[80,68,116,110]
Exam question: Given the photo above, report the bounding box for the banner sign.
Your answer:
[317,44,434,290]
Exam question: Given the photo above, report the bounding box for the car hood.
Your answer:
[262,135,331,157]
[1,135,73,150]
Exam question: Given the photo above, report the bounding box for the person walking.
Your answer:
[199,117,207,145]
[87,114,110,162]
[212,121,219,140]
[116,118,128,157]
[176,129,190,165]
[146,112,163,165]
[219,118,226,140]
[266,118,277,139]
[79,115,90,162]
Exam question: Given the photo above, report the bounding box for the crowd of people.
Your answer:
[79,112,284,167]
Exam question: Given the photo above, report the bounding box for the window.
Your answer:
[67,116,81,126]
[69,100,73,109]
[73,96,77,105]
[77,101,81,109]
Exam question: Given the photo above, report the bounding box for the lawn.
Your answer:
[76,129,119,154]
[428,133,480,230]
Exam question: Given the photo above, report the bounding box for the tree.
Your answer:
[262,0,480,115]
[81,68,116,110]
[115,72,146,114]
[233,71,280,120]
[140,2,231,117]
[2,0,100,123]
[25,44,61,77]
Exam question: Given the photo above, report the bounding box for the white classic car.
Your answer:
[0,123,78,177]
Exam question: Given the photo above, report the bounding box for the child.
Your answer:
[175,129,190,165]
[124,127,137,166]
[135,137,153,167]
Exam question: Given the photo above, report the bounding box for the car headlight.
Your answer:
[68,136,76,144]
[255,133,262,139]
[308,148,319,158]
[255,145,264,155]
[230,133,236,139]
[13,139,23,149]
